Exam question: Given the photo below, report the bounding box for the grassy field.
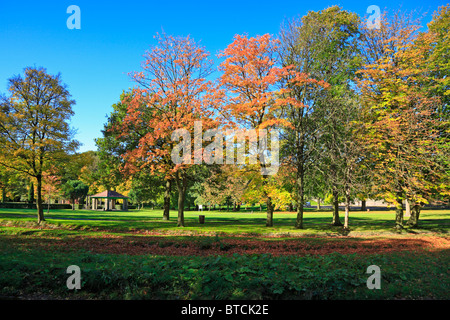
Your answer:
[0,208,449,300]
[1,207,449,235]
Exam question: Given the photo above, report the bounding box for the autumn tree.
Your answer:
[42,171,60,213]
[0,67,79,223]
[96,90,174,217]
[403,6,450,226]
[122,32,221,227]
[199,165,249,210]
[357,10,448,229]
[426,5,450,120]
[77,151,102,194]
[218,33,294,227]
[415,4,450,217]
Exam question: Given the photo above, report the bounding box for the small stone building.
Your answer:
[88,190,129,211]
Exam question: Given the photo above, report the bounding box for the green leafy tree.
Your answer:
[95,92,134,191]
[0,67,79,223]
[27,181,35,204]
[279,6,360,228]
[128,170,164,209]
[62,180,89,210]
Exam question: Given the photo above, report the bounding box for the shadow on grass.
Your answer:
[1,208,449,236]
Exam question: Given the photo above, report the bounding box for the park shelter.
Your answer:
[89,190,128,211]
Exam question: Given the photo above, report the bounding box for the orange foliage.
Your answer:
[118,33,223,179]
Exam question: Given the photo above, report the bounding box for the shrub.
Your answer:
[0,202,72,209]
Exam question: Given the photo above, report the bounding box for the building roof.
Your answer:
[90,190,128,199]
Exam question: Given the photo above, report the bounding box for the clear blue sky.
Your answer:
[0,0,447,152]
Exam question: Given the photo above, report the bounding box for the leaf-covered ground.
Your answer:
[1,216,449,256]
[3,231,449,257]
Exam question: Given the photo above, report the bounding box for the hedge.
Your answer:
[0,202,72,209]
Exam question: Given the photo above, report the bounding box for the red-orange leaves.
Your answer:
[218,34,328,132]
[218,34,289,129]
[118,33,222,179]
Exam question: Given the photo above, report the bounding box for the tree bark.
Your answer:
[407,202,421,227]
[266,192,274,227]
[36,175,45,224]
[361,200,366,211]
[331,187,343,226]
[394,193,404,229]
[175,171,187,227]
[344,187,350,230]
[316,198,321,210]
[405,199,411,217]
[163,179,171,220]
[295,167,305,229]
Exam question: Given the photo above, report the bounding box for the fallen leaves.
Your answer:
[7,231,449,257]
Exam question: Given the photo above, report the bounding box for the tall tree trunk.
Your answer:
[295,166,305,229]
[407,202,421,227]
[361,199,366,211]
[405,199,411,217]
[261,172,274,227]
[344,187,351,230]
[394,193,404,229]
[36,175,45,224]
[175,172,187,227]
[266,195,273,227]
[317,198,321,210]
[260,146,274,226]
[332,187,343,226]
[163,179,171,221]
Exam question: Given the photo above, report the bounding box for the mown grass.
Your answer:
[1,208,449,236]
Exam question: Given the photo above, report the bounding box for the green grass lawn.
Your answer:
[1,207,449,236]
[0,207,449,300]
